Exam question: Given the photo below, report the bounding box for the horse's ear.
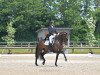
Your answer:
[64,32,67,35]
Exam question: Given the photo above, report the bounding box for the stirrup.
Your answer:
[49,43,52,46]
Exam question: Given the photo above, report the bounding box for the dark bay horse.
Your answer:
[35,32,68,66]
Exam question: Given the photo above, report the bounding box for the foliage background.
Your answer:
[0,0,100,43]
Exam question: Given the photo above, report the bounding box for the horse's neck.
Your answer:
[55,35,63,45]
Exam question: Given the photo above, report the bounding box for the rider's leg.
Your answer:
[48,35,54,52]
[49,35,54,44]
[44,34,50,40]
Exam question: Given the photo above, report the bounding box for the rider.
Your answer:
[48,20,58,46]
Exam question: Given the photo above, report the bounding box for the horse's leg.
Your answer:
[35,50,39,66]
[61,51,67,61]
[35,55,38,66]
[55,52,60,66]
[41,53,46,65]
[35,45,39,66]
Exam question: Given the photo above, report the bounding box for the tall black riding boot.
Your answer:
[48,43,52,52]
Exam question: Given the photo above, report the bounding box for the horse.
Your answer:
[35,32,68,66]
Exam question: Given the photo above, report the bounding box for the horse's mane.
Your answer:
[55,32,67,44]
[56,32,67,38]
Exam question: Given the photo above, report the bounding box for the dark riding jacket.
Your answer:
[48,25,57,35]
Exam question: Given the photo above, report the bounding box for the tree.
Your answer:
[0,0,99,43]
[94,6,100,41]
[2,21,16,46]
[86,17,96,46]
[55,0,86,41]
[80,0,97,45]
[2,20,16,54]
[0,0,45,41]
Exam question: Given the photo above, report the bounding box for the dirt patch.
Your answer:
[0,54,100,75]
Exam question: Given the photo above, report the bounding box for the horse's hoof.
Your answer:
[55,65,58,67]
[36,64,38,66]
[65,59,67,61]
[55,64,58,67]
[35,63,38,66]
[42,62,45,65]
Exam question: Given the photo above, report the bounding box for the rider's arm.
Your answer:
[48,26,53,35]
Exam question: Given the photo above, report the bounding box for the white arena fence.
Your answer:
[0,42,100,54]
[0,41,100,47]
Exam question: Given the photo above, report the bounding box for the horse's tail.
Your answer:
[35,44,40,59]
[35,44,44,60]
[35,40,44,60]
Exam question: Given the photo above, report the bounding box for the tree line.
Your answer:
[0,0,100,46]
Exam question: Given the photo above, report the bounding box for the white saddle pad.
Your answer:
[44,40,49,45]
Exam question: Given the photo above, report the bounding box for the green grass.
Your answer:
[0,49,100,54]
[67,49,100,54]
[0,49,35,54]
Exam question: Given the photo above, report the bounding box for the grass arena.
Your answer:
[0,54,100,75]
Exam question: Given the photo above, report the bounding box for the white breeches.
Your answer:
[49,34,56,44]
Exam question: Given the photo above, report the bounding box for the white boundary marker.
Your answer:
[0,54,98,57]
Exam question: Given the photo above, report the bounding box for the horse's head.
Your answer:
[57,32,68,45]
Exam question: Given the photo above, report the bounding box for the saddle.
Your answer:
[44,35,55,45]
[44,34,54,52]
